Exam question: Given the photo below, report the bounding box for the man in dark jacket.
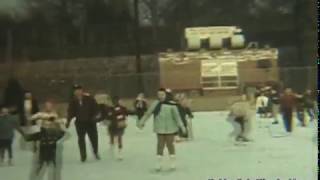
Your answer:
[280,88,297,133]
[67,85,100,162]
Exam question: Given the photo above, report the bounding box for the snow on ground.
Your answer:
[0,111,317,180]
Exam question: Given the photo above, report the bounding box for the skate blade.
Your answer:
[234,142,248,146]
[150,168,162,174]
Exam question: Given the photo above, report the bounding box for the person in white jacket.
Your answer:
[227,94,254,142]
[28,100,69,180]
[256,92,269,118]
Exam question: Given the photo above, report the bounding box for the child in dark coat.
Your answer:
[0,106,25,166]
[108,96,129,160]
[134,93,148,120]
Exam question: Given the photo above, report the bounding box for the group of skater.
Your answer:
[228,85,317,144]
[0,78,318,179]
[0,78,194,180]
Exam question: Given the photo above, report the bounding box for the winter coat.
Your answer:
[270,92,280,105]
[22,99,40,125]
[280,94,296,111]
[109,105,128,130]
[256,95,269,109]
[303,94,315,108]
[0,114,19,139]
[139,100,185,134]
[229,101,253,121]
[67,95,98,125]
[134,99,148,119]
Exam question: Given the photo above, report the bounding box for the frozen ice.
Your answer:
[0,111,317,180]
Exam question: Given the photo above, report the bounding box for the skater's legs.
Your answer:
[306,108,315,120]
[272,104,280,122]
[7,139,13,160]
[157,134,166,156]
[110,133,115,145]
[117,135,123,149]
[52,144,63,180]
[234,117,245,137]
[75,123,87,161]
[282,109,293,132]
[297,110,305,126]
[87,123,99,155]
[165,135,175,155]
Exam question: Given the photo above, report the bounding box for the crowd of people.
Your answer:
[0,78,317,180]
[0,79,195,179]
[227,85,317,144]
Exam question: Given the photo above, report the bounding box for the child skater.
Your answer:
[138,88,186,171]
[180,96,194,140]
[108,96,129,160]
[0,105,25,166]
[134,93,148,126]
[174,93,193,142]
[27,100,68,180]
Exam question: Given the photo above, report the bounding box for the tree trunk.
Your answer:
[150,0,159,53]
[5,28,13,64]
[134,0,143,93]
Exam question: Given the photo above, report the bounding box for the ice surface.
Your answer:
[0,111,317,180]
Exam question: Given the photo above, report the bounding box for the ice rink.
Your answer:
[0,111,317,180]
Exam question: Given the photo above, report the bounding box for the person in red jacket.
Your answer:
[108,96,129,160]
[280,88,298,133]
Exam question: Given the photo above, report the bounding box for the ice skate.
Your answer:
[168,155,176,171]
[95,153,101,160]
[155,155,163,172]
[116,149,123,161]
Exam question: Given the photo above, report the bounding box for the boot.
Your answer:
[117,149,123,161]
[169,155,176,170]
[155,155,163,171]
[95,153,101,160]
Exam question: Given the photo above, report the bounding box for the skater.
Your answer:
[67,85,100,162]
[270,89,281,124]
[280,88,297,133]
[256,92,269,118]
[181,97,194,140]
[95,93,113,125]
[138,88,186,171]
[303,89,316,122]
[296,93,306,127]
[0,105,25,166]
[134,93,148,120]
[174,94,193,142]
[108,96,129,160]
[227,94,253,142]
[20,91,40,151]
[22,91,40,125]
[26,101,67,180]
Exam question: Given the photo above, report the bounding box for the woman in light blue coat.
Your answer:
[138,88,186,171]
